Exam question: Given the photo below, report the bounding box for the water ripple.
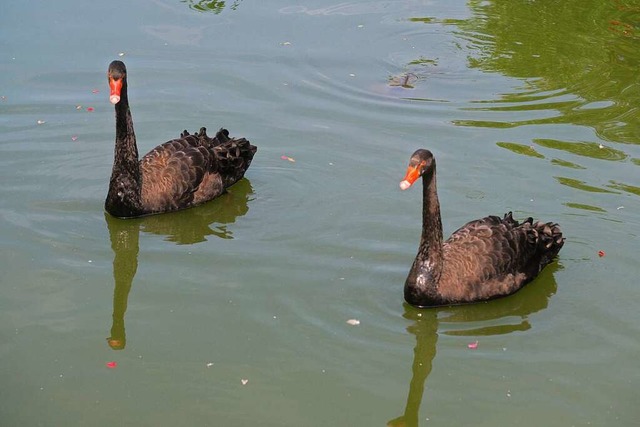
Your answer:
[534,139,628,162]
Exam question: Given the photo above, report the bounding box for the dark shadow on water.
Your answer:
[104,179,253,350]
[387,263,560,426]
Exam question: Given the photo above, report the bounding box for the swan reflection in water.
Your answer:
[388,263,560,427]
[105,179,253,350]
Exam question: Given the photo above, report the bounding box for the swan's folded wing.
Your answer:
[440,215,536,301]
[139,136,212,212]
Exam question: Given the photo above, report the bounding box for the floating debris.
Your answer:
[467,341,479,350]
[91,89,99,94]
[36,120,46,125]
[281,155,295,163]
[206,362,214,368]
[118,52,125,57]
[598,250,606,257]
[106,361,117,369]
[71,136,78,141]
[241,379,249,385]
[388,73,418,89]
[76,105,82,110]
[280,41,291,46]
[346,319,360,326]
[86,107,94,112]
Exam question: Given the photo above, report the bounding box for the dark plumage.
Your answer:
[400,149,564,308]
[105,60,256,218]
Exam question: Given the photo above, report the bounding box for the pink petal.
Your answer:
[92,89,99,94]
[71,136,78,141]
[467,341,479,350]
[86,107,94,112]
[106,361,117,368]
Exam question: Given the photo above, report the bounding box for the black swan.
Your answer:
[399,149,564,308]
[105,60,256,218]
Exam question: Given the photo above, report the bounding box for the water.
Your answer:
[1,1,639,426]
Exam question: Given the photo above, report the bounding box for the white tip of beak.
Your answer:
[399,180,412,190]
[110,95,120,104]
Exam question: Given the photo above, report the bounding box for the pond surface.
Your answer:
[1,1,639,426]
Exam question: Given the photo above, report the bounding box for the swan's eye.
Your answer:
[419,160,428,173]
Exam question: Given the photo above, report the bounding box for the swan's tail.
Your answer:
[533,220,564,267]
[502,211,564,273]
[179,127,256,187]
[211,128,257,188]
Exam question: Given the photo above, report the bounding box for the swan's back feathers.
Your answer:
[138,128,256,215]
[437,212,564,304]
[181,127,231,147]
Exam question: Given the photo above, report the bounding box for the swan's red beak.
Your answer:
[109,77,122,104]
[400,165,421,190]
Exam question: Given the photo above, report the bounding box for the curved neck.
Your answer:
[404,162,444,306]
[113,79,139,174]
[418,165,444,276]
[106,78,143,217]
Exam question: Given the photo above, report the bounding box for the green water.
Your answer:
[1,1,638,426]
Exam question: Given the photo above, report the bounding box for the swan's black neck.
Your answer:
[404,161,444,306]
[113,79,139,172]
[105,78,143,218]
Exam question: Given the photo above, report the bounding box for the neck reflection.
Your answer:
[104,179,253,350]
[389,264,559,426]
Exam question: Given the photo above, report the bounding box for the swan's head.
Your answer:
[108,60,127,105]
[400,149,434,190]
